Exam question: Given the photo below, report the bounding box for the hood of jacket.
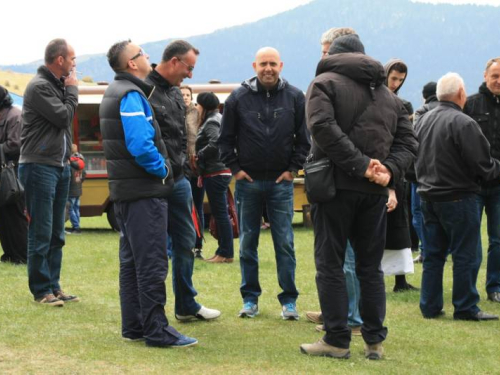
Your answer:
[241,76,287,93]
[384,58,407,95]
[479,82,500,102]
[315,53,386,88]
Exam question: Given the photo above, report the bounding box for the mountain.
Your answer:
[3,0,499,108]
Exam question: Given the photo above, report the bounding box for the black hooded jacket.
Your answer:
[218,76,310,181]
[306,53,417,196]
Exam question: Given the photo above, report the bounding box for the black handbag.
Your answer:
[303,155,336,203]
[0,144,24,206]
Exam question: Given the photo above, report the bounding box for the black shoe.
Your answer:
[454,311,499,321]
[487,292,500,303]
[194,249,204,260]
[393,283,420,293]
[423,310,445,319]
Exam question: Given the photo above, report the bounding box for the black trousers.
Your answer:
[311,190,388,349]
[0,197,28,264]
[115,198,180,345]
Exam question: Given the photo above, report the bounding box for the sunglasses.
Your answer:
[131,48,147,61]
[177,57,195,72]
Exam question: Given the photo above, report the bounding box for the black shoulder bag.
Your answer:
[0,143,24,206]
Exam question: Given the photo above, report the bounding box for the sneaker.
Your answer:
[54,290,80,302]
[393,283,420,293]
[65,228,73,234]
[73,228,82,235]
[239,302,259,318]
[175,306,221,321]
[281,303,299,320]
[34,293,64,307]
[351,326,362,336]
[300,339,350,359]
[315,324,324,332]
[364,342,384,360]
[305,311,323,324]
[146,334,198,348]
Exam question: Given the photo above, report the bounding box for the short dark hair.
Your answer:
[107,40,131,73]
[161,40,199,62]
[389,62,408,75]
[44,39,69,64]
[180,85,193,97]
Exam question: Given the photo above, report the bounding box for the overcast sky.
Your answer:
[1,0,498,65]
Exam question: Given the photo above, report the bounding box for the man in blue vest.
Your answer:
[99,40,196,348]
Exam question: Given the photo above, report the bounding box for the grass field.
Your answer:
[0,214,499,374]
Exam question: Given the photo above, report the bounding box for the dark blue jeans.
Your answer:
[68,197,81,229]
[344,241,362,327]
[115,198,181,345]
[204,175,233,258]
[411,183,426,254]
[168,177,200,315]
[189,176,205,248]
[476,184,500,294]
[420,196,482,319]
[19,163,70,299]
[235,179,298,305]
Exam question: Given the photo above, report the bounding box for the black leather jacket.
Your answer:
[146,67,189,181]
[195,111,227,175]
[464,83,500,186]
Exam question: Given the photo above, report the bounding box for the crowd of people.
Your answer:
[1,26,499,360]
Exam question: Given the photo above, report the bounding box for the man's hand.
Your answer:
[276,171,294,183]
[371,164,392,187]
[386,188,398,212]
[64,69,78,87]
[234,170,253,182]
[364,159,382,180]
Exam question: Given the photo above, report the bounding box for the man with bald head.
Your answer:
[219,47,310,320]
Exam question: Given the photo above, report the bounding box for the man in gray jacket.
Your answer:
[19,38,79,306]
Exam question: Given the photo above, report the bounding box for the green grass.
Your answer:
[0,215,499,374]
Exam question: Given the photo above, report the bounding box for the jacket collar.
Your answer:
[242,76,286,94]
[479,82,500,103]
[37,65,65,90]
[438,101,463,112]
[148,65,174,90]
[114,72,154,98]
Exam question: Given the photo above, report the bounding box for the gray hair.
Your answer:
[44,39,68,64]
[320,27,356,45]
[437,72,465,101]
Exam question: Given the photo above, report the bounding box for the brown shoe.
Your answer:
[225,258,234,263]
[351,326,362,336]
[305,311,323,324]
[206,255,228,263]
[54,290,80,303]
[364,342,384,360]
[315,324,325,332]
[300,339,350,359]
[35,294,64,307]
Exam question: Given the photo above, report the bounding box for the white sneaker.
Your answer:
[176,306,221,321]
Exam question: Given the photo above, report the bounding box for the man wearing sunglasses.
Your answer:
[146,40,221,322]
[100,40,198,348]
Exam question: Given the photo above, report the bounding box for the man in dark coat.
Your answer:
[300,35,417,360]
[0,86,28,264]
[416,72,500,321]
[464,57,500,304]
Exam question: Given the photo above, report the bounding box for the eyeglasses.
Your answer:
[177,57,195,72]
[131,49,147,61]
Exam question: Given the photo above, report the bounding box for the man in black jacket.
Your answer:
[146,40,220,322]
[19,39,79,306]
[100,40,196,347]
[416,72,500,322]
[464,57,500,304]
[218,47,310,321]
[300,35,417,360]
